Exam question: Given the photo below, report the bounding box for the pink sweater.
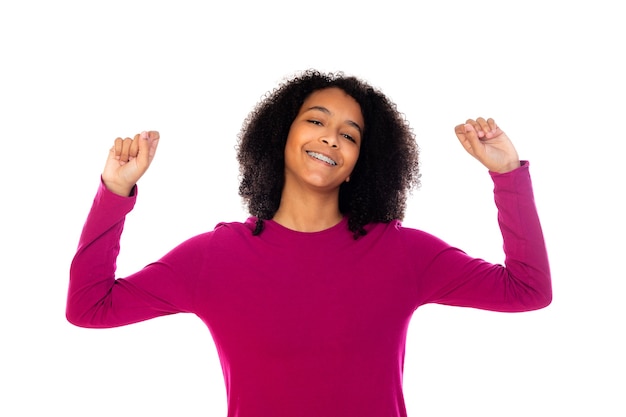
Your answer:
[67,162,551,417]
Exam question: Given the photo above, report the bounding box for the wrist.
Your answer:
[492,160,521,174]
[102,178,135,197]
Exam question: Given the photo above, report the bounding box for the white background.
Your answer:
[1,0,624,415]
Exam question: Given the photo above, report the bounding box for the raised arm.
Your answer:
[66,130,198,328]
[415,118,552,312]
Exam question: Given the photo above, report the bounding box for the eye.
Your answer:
[342,133,356,143]
[307,119,323,126]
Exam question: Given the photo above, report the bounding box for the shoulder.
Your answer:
[156,219,254,268]
[365,220,449,251]
[197,217,257,247]
[174,218,254,249]
[213,217,256,235]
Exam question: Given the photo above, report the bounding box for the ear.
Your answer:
[345,176,351,183]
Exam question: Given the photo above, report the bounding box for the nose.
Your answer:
[321,135,339,148]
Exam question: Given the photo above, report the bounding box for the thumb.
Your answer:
[136,130,160,169]
[458,123,485,159]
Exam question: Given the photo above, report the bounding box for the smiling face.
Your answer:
[283,87,364,196]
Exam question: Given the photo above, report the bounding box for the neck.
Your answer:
[272,187,343,232]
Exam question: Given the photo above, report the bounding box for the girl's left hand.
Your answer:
[454,117,520,173]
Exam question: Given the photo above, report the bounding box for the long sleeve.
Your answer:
[414,161,552,312]
[66,180,199,328]
[64,164,552,416]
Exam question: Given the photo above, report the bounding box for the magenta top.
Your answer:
[67,161,551,417]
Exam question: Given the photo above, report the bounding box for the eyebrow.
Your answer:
[305,106,363,135]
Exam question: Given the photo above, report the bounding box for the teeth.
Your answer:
[307,151,337,166]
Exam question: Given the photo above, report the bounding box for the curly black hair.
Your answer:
[236,69,420,239]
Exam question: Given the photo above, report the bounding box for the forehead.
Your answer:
[300,87,364,125]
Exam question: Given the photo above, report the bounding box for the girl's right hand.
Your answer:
[102,130,160,196]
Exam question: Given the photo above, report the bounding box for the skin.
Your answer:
[272,87,364,232]
[454,117,520,173]
[102,104,520,231]
[102,130,160,197]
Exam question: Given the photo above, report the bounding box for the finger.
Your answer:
[466,118,485,138]
[136,130,160,168]
[454,124,465,144]
[476,117,494,138]
[475,117,488,131]
[136,131,150,167]
[454,123,476,155]
[484,118,503,138]
[147,131,160,160]
[114,137,123,159]
[462,123,485,158]
[129,134,140,160]
[119,137,133,164]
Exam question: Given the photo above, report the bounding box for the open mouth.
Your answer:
[306,151,337,166]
